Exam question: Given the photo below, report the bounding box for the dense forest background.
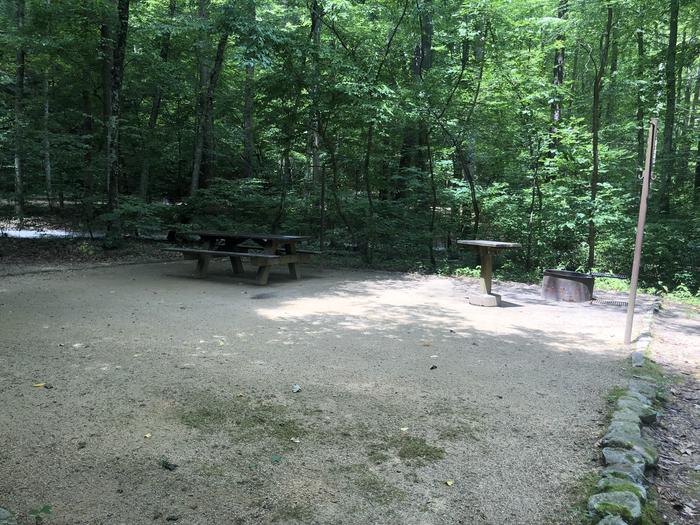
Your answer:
[1,0,699,294]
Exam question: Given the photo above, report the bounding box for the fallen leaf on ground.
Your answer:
[445,480,454,486]
[32,383,45,388]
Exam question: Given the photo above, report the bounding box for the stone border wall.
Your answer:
[587,301,663,525]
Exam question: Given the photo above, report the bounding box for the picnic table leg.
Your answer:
[230,256,245,274]
[256,265,271,286]
[479,247,493,295]
[283,242,301,280]
[288,263,300,280]
[196,254,211,277]
[468,247,501,307]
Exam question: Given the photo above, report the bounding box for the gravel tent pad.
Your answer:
[0,261,654,524]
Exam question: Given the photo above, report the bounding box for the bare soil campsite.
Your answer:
[1,256,678,525]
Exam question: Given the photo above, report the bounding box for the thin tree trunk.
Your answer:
[101,20,113,201]
[695,138,700,206]
[191,32,229,195]
[310,0,322,186]
[550,0,567,150]
[42,73,53,209]
[678,65,695,183]
[14,0,26,218]
[82,90,94,224]
[140,0,175,200]
[242,62,256,177]
[325,137,356,245]
[359,0,409,260]
[362,123,376,263]
[242,0,256,178]
[587,7,613,271]
[659,0,679,214]
[398,0,432,198]
[191,0,210,194]
[320,162,326,255]
[427,132,437,269]
[42,0,54,209]
[568,42,579,113]
[694,71,700,207]
[103,0,130,215]
[604,21,619,122]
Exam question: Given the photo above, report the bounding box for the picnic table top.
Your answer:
[457,240,522,249]
[190,231,311,242]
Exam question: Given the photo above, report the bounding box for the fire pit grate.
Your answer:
[592,299,628,307]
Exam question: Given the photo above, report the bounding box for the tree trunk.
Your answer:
[359,0,409,260]
[677,64,695,183]
[604,21,619,123]
[427,132,437,269]
[310,0,322,187]
[101,20,113,199]
[242,0,256,178]
[14,0,26,218]
[191,0,211,194]
[242,62,256,177]
[550,0,567,149]
[191,32,229,195]
[694,71,700,207]
[695,138,700,206]
[659,0,679,214]
[102,0,130,218]
[82,90,94,224]
[140,0,175,200]
[43,73,53,208]
[587,7,613,271]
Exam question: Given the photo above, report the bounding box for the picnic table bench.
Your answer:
[165,231,318,285]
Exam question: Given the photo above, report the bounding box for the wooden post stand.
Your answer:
[624,119,658,345]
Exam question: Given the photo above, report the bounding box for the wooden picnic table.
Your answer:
[165,231,316,285]
[457,240,521,307]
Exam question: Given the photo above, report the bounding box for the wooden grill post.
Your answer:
[624,118,658,345]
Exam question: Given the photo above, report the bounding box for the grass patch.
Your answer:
[606,386,627,405]
[560,470,600,525]
[639,498,663,525]
[338,464,406,505]
[179,396,306,444]
[367,449,390,464]
[366,434,446,465]
[391,435,445,462]
[271,503,314,523]
[627,357,666,384]
[437,421,480,441]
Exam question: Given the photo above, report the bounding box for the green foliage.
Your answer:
[103,197,171,236]
[0,0,698,294]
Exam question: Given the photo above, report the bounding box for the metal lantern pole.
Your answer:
[624,118,659,345]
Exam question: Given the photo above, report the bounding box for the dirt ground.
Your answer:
[0,259,658,524]
[646,302,700,524]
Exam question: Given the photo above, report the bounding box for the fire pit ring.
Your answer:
[542,269,594,302]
